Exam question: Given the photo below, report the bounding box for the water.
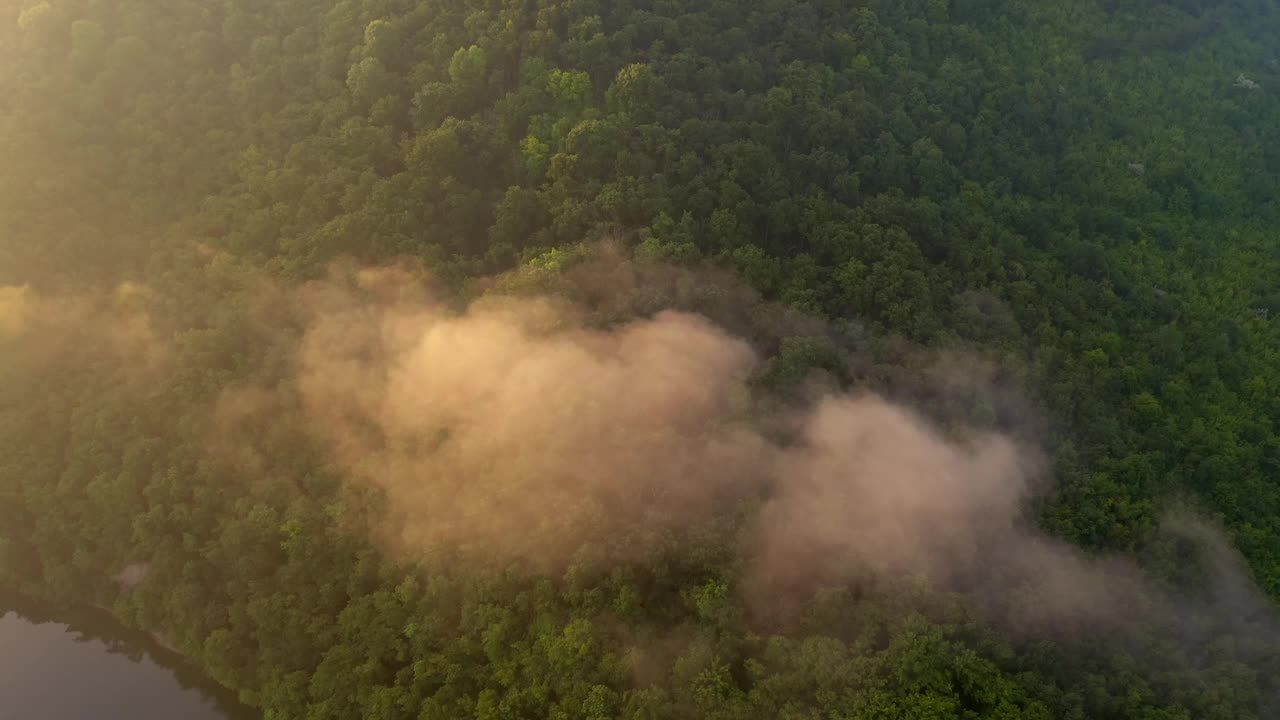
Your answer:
[0,591,255,720]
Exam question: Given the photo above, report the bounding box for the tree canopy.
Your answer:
[1,0,1279,718]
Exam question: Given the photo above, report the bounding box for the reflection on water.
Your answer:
[0,590,255,720]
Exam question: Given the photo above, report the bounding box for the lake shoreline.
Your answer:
[1,587,257,719]
[90,602,182,655]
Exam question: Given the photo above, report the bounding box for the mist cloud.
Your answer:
[200,252,1277,659]
[0,284,32,340]
[281,265,771,565]
[750,395,1038,597]
[0,281,165,368]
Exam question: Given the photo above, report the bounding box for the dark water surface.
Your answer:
[0,591,255,720]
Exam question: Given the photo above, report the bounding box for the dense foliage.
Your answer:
[1,0,1279,718]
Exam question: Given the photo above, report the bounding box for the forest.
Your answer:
[1,0,1279,717]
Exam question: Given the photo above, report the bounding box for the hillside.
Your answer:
[2,0,1279,717]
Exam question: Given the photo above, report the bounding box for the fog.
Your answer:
[201,252,1276,660]
[5,248,1276,674]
